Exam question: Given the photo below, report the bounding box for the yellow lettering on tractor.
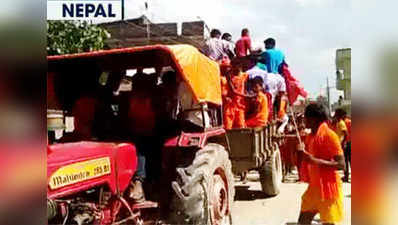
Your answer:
[49,157,111,190]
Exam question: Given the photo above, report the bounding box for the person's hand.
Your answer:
[225,97,232,104]
[342,141,347,149]
[297,143,315,163]
[297,143,305,152]
[301,150,315,163]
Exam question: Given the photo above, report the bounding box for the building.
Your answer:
[99,15,208,49]
[333,48,351,115]
[290,98,307,114]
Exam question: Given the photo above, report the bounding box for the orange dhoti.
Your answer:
[223,102,245,129]
[301,183,344,223]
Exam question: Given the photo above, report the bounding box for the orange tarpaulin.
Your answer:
[48,44,222,105]
[168,45,221,105]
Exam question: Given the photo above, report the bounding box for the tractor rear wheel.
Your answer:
[168,143,235,225]
[259,145,282,196]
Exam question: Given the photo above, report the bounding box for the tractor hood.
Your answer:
[47,141,116,166]
[47,141,137,199]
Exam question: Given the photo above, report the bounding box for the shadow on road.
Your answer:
[285,221,322,225]
[285,218,322,225]
[234,185,272,201]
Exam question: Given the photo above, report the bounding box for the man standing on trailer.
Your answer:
[245,77,269,127]
[223,60,248,129]
[222,33,236,60]
[203,29,229,62]
[261,38,285,74]
[235,28,252,58]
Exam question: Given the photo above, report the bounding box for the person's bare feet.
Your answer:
[129,180,145,203]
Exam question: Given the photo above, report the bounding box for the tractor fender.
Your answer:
[163,128,228,149]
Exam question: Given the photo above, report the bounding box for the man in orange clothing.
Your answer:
[297,103,346,225]
[246,77,269,127]
[223,60,248,129]
[331,108,348,144]
[220,60,231,100]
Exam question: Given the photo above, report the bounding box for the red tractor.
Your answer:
[47,45,234,225]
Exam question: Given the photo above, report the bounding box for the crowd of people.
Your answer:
[204,28,352,225]
[203,28,289,131]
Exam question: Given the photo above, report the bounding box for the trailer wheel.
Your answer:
[168,144,235,225]
[259,145,282,196]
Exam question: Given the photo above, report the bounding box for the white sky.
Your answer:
[112,0,352,102]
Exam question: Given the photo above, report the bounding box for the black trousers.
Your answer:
[344,141,351,179]
[132,135,163,182]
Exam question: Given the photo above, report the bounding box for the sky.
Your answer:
[122,0,351,103]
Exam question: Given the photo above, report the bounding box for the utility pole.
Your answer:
[121,0,125,20]
[120,0,125,47]
[145,1,150,43]
[326,76,331,115]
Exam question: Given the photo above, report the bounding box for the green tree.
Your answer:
[47,21,111,55]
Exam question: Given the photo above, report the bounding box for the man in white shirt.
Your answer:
[221,33,235,60]
[264,73,286,104]
[245,62,267,93]
[245,61,286,104]
[203,29,229,61]
[265,73,288,133]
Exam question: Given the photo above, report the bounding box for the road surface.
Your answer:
[231,172,351,225]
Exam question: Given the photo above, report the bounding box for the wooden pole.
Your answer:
[288,105,302,145]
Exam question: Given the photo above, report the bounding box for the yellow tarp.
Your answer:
[168,45,222,105]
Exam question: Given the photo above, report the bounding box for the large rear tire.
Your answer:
[259,145,282,196]
[168,144,235,225]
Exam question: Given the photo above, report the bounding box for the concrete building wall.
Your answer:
[335,48,351,115]
[100,16,206,49]
[336,48,351,100]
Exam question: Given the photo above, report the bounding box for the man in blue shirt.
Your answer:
[261,38,285,74]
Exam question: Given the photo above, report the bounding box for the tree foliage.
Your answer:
[47,21,111,55]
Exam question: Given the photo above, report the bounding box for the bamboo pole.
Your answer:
[289,105,302,145]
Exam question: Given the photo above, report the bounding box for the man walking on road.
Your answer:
[330,108,349,182]
[343,115,351,182]
[331,108,351,182]
[297,103,346,225]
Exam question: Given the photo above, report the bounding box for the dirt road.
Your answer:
[231,173,351,225]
